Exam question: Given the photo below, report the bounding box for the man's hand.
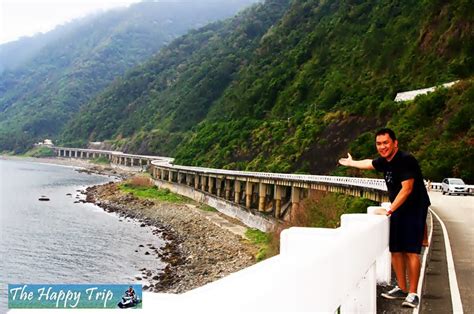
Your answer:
[338,153,375,170]
[338,153,353,167]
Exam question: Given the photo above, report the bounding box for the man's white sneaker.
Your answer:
[381,286,408,300]
[402,293,420,308]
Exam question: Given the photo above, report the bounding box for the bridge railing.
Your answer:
[138,209,390,313]
[151,159,388,191]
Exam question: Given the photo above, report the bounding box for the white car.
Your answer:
[442,178,469,195]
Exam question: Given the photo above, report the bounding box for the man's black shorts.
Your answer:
[389,206,428,254]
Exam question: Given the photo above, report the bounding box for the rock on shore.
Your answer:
[85,182,258,293]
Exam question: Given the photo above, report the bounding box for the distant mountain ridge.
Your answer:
[0,0,257,152]
[60,0,290,153]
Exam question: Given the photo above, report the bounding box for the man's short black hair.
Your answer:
[375,128,397,141]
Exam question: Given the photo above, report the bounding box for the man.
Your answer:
[338,128,430,308]
[126,286,136,301]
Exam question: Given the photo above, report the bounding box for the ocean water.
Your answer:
[0,159,165,312]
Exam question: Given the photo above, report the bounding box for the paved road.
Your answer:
[427,192,474,313]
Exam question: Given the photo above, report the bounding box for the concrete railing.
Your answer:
[138,209,391,313]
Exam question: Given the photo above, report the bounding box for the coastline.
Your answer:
[2,155,258,293]
[86,183,257,293]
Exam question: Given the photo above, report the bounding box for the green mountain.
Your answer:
[61,0,289,151]
[0,0,257,152]
[59,0,473,181]
[174,0,473,176]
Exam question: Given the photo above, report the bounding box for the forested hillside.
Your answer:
[60,0,289,152]
[59,0,473,181]
[0,0,256,152]
[174,0,472,176]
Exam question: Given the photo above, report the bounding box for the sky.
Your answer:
[0,0,142,44]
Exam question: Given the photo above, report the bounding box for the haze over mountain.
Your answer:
[0,0,257,151]
[2,0,473,181]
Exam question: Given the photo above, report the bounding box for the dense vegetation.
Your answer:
[3,0,473,182]
[346,81,474,182]
[59,0,472,182]
[0,0,256,153]
[60,0,290,152]
[174,0,473,176]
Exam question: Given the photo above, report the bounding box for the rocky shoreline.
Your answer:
[2,156,259,293]
[85,182,258,293]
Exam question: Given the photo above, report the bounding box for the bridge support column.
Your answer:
[245,182,253,209]
[168,170,174,182]
[208,177,214,194]
[274,185,283,218]
[185,174,192,186]
[234,180,241,204]
[194,175,199,189]
[216,178,222,197]
[258,183,266,212]
[225,179,231,200]
[177,172,184,184]
[291,186,301,215]
[201,176,207,192]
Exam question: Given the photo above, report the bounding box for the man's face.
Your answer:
[375,133,398,160]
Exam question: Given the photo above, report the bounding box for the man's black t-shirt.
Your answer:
[372,150,430,210]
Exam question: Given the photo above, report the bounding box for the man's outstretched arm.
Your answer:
[338,153,375,170]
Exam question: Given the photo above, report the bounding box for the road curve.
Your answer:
[427,192,473,313]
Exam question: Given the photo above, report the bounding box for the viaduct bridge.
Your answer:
[54,146,388,231]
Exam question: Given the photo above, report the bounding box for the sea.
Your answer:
[0,159,165,312]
